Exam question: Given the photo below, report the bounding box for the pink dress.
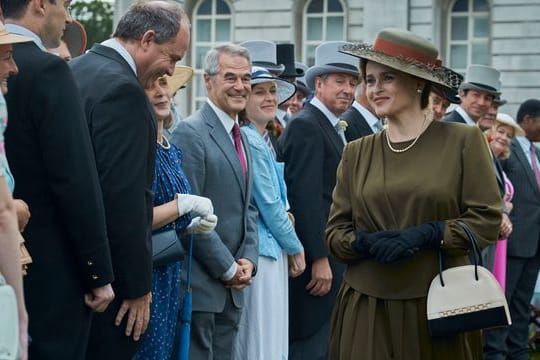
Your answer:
[492,174,513,290]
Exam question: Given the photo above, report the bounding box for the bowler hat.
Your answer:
[240,40,285,75]
[305,41,359,91]
[276,44,304,78]
[339,28,461,91]
[459,64,501,96]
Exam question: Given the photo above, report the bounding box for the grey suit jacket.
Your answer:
[502,139,540,257]
[170,102,258,312]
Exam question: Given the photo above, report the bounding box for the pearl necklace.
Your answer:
[385,115,428,153]
[158,135,171,150]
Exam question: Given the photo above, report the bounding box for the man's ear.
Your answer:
[140,30,156,51]
[31,0,47,17]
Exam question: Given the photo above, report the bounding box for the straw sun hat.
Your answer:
[165,65,194,95]
[495,113,525,137]
[339,28,462,91]
[0,21,33,45]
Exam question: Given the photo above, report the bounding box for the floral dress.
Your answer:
[134,139,192,360]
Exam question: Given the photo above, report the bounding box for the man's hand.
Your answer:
[288,251,306,278]
[115,292,152,341]
[225,259,254,289]
[500,213,513,239]
[13,199,30,232]
[84,283,115,313]
[306,257,332,296]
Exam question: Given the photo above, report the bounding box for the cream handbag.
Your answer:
[427,220,511,337]
[0,274,19,360]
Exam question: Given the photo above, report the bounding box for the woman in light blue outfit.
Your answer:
[234,67,305,360]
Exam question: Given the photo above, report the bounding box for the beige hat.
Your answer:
[495,113,525,137]
[165,65,194,95]
[0,21,32,45]
[339,28,461,91]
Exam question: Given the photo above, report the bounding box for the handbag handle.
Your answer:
[437,220,482,287]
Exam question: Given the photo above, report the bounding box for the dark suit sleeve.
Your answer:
[89,82,153,298]
[32,56,113,290]
[279,118,329,261]
[171,122,237,279]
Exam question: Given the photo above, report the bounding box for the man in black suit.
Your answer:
[484,99,540,360]
[1,0,115,358]
[69,2,190,359]
[341,80,382,142]
[277,41,358,360]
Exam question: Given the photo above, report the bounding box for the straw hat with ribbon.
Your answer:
[165,65,194,95]
[495,113,525,137]
[0,21,33,45]
[339,28,462,91]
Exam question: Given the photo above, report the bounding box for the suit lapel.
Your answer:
[203,104,246,197]
[306,104,343,156]
[512,140,540,197]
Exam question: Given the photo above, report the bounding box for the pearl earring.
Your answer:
[417,88,423,94]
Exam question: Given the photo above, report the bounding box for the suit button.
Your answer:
[92,275,99,280]
[87,261,93,266]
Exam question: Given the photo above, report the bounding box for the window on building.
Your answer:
[191,0,232,111]
[448,0,491,73]
[303,0,345,66]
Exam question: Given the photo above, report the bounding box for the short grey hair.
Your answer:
[204,43,251,76]
[113,1,189,44]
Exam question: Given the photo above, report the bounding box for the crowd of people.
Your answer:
[1,1,540,360]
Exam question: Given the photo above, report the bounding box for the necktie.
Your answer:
[262,131,277,159]
[530,142,540,192]
[232,123,247,176]
[335,122,347,145]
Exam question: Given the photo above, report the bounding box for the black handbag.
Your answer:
[426,220,511,336]
[152,229,184,267]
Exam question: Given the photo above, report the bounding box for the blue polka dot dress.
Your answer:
[134,138,192,360]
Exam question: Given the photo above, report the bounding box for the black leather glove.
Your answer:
[352,230,401,256]
[368,221,445,263]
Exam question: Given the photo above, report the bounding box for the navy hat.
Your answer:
[276,44,304,78]
[250,66,296,105]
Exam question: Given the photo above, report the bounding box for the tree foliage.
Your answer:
[71,0,113,47]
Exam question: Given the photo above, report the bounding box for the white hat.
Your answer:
[495,113,525,137]
[305,41,359,90]
[250,66,296,105]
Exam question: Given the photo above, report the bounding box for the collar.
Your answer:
[310,96,339,127]
[456,106,477,126]
[101,38,137,76]
[206,99,238,134]
[4,24,45,51]
[352,100,380,129]
[517,136,533,154]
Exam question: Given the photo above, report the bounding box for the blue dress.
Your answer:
[134,140,192,360]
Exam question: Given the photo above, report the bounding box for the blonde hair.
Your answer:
[485,122,515,160]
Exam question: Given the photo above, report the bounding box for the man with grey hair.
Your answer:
[69,1,191,359]
[170,43,258,360]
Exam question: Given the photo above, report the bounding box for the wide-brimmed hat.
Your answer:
[277,43,304,78]
[459,64,501,96]
[250,66,296,105]
[305,41,359,91]
[495,113,525,137]
[63,20,87,58]
[240,40,285,75]
[166,65,194,95]
[0,21,32,45]
[339,28,461,91]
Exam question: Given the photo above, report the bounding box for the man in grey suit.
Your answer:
[484,99,540,360]
[170,43,258,360]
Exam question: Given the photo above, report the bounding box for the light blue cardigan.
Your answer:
[242,125,303,260]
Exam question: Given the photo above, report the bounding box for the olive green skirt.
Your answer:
[329,282,483,360]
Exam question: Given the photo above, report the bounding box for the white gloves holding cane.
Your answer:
[176,194,218,234]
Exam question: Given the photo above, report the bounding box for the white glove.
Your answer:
[177,194,214,217]
[186,214,218,235]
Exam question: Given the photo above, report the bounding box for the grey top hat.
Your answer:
[460,64,501,96]
[294,62,311,96]
[305,41,359,91]
[240,40,285,75]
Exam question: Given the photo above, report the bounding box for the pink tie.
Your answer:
[232,123,247,176]
[530,142,540,192]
